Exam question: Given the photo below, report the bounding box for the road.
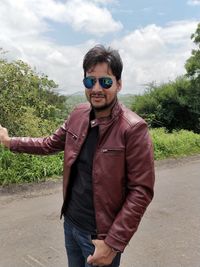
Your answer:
[0,155,200,267]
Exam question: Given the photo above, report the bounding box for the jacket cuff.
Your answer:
[10,137,20,152]
[104,234,127,253]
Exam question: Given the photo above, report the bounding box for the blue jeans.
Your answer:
[64,217,121,267]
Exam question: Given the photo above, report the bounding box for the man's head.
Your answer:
[83,44,123,81]
[83,45,123,116]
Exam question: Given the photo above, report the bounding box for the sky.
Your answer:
[0,0,200,96]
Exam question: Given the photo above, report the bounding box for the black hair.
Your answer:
[83,44,123,81]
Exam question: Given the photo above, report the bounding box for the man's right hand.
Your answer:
[0,125,11,148]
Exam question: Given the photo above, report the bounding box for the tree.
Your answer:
[132,78,199,132]
[132,23,200,133]
[0,53,68,136]
[185,23,200,81]
[184,23,200,132]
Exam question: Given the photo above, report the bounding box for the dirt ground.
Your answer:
[0,155,200,267]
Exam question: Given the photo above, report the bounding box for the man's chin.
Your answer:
[90,98,106,110]
[90,97,117,112]
[91,103,107,111]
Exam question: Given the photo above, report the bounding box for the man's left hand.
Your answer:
[87,239,117,266]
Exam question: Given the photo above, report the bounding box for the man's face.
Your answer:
[84,62,121,113]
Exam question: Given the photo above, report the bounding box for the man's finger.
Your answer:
[87,254,96,264]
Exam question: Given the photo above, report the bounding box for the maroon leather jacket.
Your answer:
[10,101,155,252]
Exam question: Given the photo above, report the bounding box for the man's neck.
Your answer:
[94,109,111,119]
[93,99,117,119]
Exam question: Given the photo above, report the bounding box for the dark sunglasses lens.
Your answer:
[83,77,95,89]
[99,77,113,89]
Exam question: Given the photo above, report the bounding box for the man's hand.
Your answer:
[87,239,117,266]
[0,125,11,148]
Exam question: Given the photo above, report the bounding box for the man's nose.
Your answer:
[92,79,102,92]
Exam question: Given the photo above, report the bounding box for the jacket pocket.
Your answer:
[101,147,125,155]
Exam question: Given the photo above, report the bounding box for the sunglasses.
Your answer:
[83,76,113,89]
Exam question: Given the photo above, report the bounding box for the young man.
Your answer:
[0,45,155,267]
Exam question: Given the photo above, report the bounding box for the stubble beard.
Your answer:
[90,95,117,112]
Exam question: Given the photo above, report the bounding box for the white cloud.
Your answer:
[31,0,123,35]
[91,0,118,4]
[111,21,198,94]
[0,0,122,37]
[63,0,123,35]
[0,0,47,37]
[187,0,200,6]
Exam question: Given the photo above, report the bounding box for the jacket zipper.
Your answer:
[102,148,124,153]
[67,129,78,140]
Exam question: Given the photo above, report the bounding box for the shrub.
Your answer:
[151,128,200,160]
[0,145,63,185]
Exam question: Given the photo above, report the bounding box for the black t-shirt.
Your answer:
[64,122,98,234]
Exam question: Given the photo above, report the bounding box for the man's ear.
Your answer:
[117,79,122,92]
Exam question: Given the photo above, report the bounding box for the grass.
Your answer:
[151,128,200,160]
[0,128,200,185]
[0,147,63,186]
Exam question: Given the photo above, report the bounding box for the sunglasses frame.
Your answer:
[83,76,113,89]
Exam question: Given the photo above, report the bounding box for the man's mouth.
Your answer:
[91,94,105,99]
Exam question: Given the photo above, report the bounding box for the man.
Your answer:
[0,45,155,267]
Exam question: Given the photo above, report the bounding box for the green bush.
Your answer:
[0,57,69,137]
[0,145,63,185]
[151,128,200,160]
[132,77,200,133]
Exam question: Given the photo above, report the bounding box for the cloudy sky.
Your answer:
[0,0,200,95]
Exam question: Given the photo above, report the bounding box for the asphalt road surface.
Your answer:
[0,155,200,267]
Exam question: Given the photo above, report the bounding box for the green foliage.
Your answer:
[0,145,63,185]
[0,53,70,185]
[185,23,200,81]
[151,128,200,160]
[0,55,69,136]
[132,77,200,132]
[184,23,200,130]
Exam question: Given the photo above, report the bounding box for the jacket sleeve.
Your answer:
[104,121,155,252]
[10,119,68,155]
